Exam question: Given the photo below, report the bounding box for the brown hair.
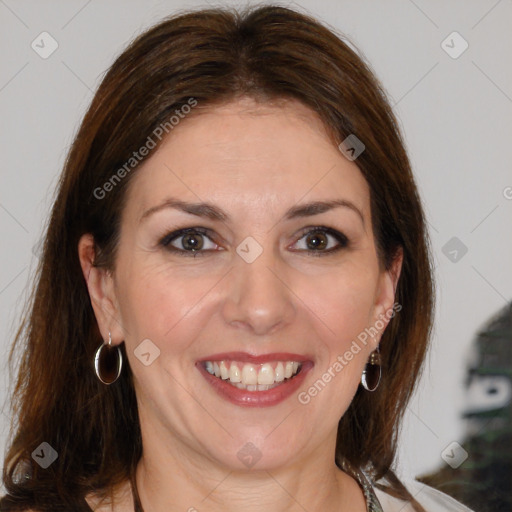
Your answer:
[1,5,434,511]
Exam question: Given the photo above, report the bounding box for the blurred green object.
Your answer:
[419,302,512,512]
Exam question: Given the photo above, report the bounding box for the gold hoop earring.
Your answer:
[361,347,381,392]
[94,332,123,385]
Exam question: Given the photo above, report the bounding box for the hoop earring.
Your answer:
[361,347,381,392]
[94,332,123,385]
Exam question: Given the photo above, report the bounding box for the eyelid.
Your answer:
[159,227,212,247]
[159,228,222,258]
[290,225,349,253]
[159,225,349,256]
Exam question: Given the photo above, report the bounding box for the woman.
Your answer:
[0,5,475,512]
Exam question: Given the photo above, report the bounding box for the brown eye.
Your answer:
[181,232,204,251]
[292,227,349,254]
[305,231,328,250]
[160,227,219,256]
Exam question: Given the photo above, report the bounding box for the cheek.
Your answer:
[300,262,378,395]
[296,271,377,422]
[114,259,207,346]
[304,262,378,339]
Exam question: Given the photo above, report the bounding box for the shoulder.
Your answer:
[373,478,476,512]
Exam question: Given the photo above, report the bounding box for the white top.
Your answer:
[339,459,475,512]
[374,479,476,512]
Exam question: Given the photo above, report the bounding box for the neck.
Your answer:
[135,458,365,512]
[133,420,366,512]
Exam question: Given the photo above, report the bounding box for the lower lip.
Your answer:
[197,362,314,407]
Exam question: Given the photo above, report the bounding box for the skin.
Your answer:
[79,97,402,512]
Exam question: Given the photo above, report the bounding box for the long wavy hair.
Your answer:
[1,5,434,511]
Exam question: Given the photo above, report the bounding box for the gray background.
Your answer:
[1,0,511,491]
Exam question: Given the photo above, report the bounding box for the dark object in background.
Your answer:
[419,302,512,512]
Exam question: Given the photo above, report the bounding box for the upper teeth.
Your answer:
[204,360,301,388]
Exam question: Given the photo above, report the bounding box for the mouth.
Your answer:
[196,352,313,407]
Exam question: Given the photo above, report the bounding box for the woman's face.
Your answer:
[83,97,400,471]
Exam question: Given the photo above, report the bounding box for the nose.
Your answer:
[221,245,296,336]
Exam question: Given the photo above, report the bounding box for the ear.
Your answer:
[78,233,125,345]
[371,247,403,345]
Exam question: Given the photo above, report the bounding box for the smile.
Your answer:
[197,352,314,407]
[204,360,302,391]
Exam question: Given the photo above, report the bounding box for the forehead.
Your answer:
[124,98,370,222]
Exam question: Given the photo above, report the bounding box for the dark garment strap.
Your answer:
[339,458,384,512]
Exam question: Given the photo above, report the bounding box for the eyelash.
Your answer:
[159,226,349,257]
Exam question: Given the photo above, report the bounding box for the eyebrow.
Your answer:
[139,198,365,226]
